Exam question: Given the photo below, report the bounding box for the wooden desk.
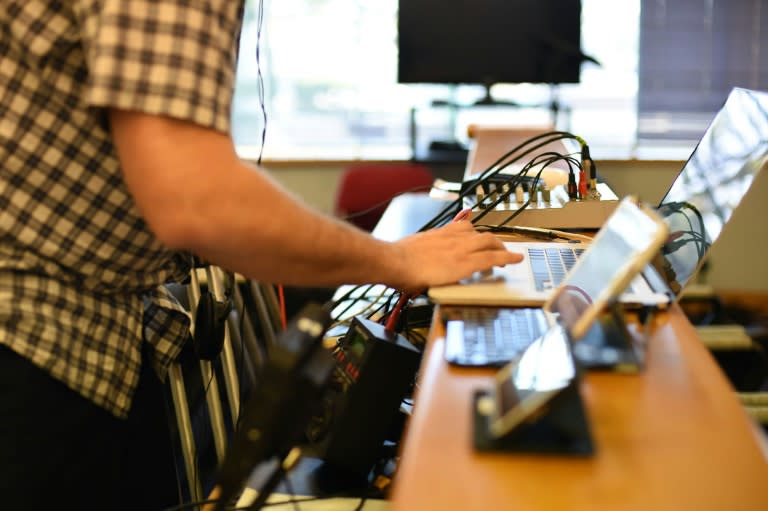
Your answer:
[389,305,768,510]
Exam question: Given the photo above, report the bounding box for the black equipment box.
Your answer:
[312,316,421,478]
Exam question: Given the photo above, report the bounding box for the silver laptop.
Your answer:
[642,86,768,301]
[443,196,669,369]
[429,87,768,307]
[428,233,666,307]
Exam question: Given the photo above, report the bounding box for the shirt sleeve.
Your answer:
[73,0,244,134]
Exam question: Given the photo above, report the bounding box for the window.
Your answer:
[638,0,768,144]
[236,0,762,161]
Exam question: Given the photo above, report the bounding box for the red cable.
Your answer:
[384,292,409,334]
[384,207,471,335]
[384,207,472,335]
[277,284,287,330]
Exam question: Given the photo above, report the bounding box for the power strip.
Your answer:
[466,182,619,229]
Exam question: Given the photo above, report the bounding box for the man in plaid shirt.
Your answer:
[0,1,522,509]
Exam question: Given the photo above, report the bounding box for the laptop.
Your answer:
[429,87,768,308]
[641,86,768,302]
[443,196,669,371]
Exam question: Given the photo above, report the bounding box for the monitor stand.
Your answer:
[474,83,520,107]
[472,82,562,127]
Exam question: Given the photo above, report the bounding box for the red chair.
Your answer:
[334,163,435,231]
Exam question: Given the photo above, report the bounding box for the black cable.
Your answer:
[327,285,368,326]
[505,155,579,227]
[419,132,574,230]
[664,229,710,259]
[681,204,709,260]
[359,288,398,322]
[432,132,577,222]
[663,203,710,260]
[418,131,584,231]
[351,290,397,325]
[469,151,579,224]
[339,183,434,223]
[353,496,368,511]
[474,152,579,228]
[330,284,368,309]
[463,131,579,196]
[254,0,267,165]
[330,284,388,324]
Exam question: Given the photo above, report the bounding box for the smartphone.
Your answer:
[481,323,577,439]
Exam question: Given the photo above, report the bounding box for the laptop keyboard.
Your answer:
[444,307,549,367]
[528,247,585,291]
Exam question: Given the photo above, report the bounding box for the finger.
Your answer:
[452,230,513,252]
[451,207,473,222]
[481,249,525,268]
[500,250,525,264]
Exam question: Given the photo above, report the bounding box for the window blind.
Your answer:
[638,0,768,142]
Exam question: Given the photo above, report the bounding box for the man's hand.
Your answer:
[389,220,524,294]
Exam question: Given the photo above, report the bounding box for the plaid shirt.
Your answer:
[0,0,244,418]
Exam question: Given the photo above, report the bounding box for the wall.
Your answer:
[262,160,768,292]
[261,163,343,215]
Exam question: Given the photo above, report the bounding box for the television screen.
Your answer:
[398,0,583,89]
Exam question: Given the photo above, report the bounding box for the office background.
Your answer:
[234,0,768,291]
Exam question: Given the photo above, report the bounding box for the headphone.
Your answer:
[191,263,235,361]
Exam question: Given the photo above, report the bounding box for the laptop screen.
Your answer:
[651,87,768,296]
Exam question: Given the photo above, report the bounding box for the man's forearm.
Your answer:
[109,108,404,287]
[185,159,402,287]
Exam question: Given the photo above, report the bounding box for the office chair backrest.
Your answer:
[334,162,435,231]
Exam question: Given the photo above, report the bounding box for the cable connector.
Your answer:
[567,170,578,199]
[580,144,602,201]
[578,167,588,199]
[587,179,602,201]
[384,293,410,334]
[579,146,590,200]
[662,238,690,254]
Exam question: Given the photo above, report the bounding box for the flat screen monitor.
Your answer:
[397,0,584,98]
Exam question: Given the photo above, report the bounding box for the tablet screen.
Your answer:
[490,324,575,438]
[545,197,668,340]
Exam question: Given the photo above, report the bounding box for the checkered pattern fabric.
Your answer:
[0,0,244,417]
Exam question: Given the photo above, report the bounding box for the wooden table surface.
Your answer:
[389,305,768,511]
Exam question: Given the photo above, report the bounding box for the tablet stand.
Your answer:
[472,379,594,456]
[571,302,653,373]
